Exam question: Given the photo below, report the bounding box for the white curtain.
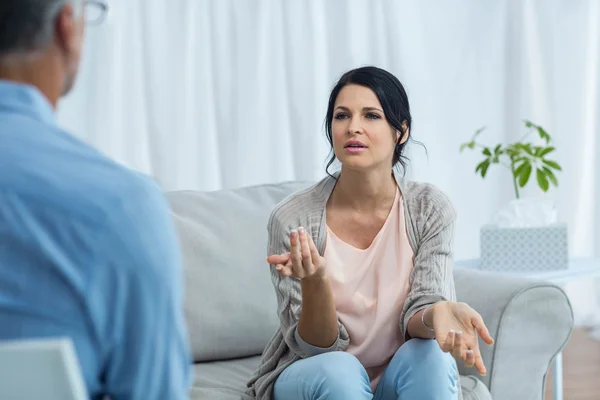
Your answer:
[58,0,600,319]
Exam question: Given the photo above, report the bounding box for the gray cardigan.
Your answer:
[247,170,462,399]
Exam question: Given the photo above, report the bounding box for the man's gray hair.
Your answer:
[0,0,82,55]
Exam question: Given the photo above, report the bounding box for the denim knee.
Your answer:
[274,351,372,400]
[396,338,457,378]
[312,351,369,391]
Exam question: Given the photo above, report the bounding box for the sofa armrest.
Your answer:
[454,268,573,400]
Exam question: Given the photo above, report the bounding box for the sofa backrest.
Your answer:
[166,181,312,363]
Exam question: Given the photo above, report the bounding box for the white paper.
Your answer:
[495,198,557,228]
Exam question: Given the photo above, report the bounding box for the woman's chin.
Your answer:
[339,158,374,171]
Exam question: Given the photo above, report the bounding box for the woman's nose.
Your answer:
[347,117,363,135]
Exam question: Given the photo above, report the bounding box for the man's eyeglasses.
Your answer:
[84,0,108,25]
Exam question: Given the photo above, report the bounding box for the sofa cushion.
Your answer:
[191,357,258,400]
[460,375,492,400]
[167,182,311,362]
[192,357,491,400]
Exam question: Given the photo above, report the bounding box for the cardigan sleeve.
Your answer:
[267,204,350,358]
[400,185,457,340]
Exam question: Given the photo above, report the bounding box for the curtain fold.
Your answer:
[57,0,599,269]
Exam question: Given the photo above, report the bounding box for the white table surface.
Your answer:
[455,258,600,283]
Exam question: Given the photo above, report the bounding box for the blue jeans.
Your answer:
[274,339,458,400]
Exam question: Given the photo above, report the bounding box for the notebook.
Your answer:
[0,338,88,400]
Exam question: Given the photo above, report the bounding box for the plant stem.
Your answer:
[510,158,520,199]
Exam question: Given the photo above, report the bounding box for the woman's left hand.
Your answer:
[431,301,494,376]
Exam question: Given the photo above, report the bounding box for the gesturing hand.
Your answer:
[432,301,495,376]
[267,227,326,280]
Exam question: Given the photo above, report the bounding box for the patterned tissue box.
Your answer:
[479,223,569,272]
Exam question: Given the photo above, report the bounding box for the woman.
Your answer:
[247,66,494,400]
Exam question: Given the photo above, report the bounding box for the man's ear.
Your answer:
[397,121,410,145]
[55,3,78,55]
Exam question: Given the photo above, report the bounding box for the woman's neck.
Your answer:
[330,167,397,212]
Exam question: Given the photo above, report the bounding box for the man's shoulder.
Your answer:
[0,122,163,232]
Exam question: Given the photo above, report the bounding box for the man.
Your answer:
[0,1,191,399]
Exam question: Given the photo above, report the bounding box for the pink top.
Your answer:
[324,188,414,392]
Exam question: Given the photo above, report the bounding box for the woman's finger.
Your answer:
[275,264,293,277]
[289,229,302,273]
[267,253,290,265]
[473,316,494,345]
[452,331,465,360]
[464,350,475,369]
[298,227,312,272]
[473,350,487,376]
[307,233,321,262]
[440,330,455,353]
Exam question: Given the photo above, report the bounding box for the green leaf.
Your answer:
[475,160,486,173]
[518,163,532,187]
[539,147,555,157]
[524,120,535,128]
[494,144,502,154]
[513,157,528,164]
[513,161,527,177]
[482,148,492,156]
[534,147,544,157]
[537,126,551,144]
[506,143,522,155]
[543,167,558,187]
[473,127,486,138]
[516,143,534,156]
[536,168,549,192]
[481,161,491,178]
[542,159,562,171]
[475,159,491,178]
[460,141,476,152]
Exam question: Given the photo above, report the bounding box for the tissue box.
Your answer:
[480,223,569,272]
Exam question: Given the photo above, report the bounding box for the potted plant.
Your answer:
[459,120,568,272]
[459,120,562,199]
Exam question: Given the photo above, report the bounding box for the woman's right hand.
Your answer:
[267,226,326,279]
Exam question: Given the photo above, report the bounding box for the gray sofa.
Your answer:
[166,181,574,400]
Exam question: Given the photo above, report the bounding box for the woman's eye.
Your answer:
[334,113,349,120]
[366,113,381,120]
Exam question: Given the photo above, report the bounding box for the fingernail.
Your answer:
[456,331,463,335]
[449,330,455,334]
[276,265,282,270]
[298,226,305,234]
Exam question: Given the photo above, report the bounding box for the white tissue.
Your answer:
[495,198,557,228]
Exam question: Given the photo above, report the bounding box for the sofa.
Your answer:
[166,181,574,400]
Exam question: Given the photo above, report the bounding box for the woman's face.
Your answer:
[331,84,401,171]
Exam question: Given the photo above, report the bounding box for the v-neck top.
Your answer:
[324,188,415,391]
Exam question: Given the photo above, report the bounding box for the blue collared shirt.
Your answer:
[0,81,191,399]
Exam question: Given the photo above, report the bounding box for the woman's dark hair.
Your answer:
[325,66,415,175]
